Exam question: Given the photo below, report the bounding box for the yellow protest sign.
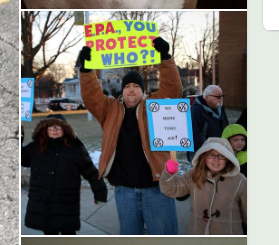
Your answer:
[84,20,160,69]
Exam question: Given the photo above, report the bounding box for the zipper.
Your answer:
[136,103,150,163]
[103,104,125,177]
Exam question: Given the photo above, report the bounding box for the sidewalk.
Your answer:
[21,187,191,235]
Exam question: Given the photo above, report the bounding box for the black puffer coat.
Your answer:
[22,136,107,233]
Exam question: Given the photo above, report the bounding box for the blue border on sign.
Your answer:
[146,98,194,152]
[21,78,34,122]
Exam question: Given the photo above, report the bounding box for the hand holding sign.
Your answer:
[153,37,171,60]
[79,46,92,73]
[166,159,179,174]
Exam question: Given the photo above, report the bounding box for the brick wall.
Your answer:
[219,12,247,109]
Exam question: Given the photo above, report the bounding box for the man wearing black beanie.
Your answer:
[121,71,145,93]
[120,70,145,108]
[79,37,182,235]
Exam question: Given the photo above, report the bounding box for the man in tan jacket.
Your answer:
[79,37,182,235]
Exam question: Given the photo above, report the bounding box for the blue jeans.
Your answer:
[114,185,178,235]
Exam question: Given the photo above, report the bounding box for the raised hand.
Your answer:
[153,37,171,60]
[79,46,92,73]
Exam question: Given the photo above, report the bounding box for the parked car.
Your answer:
[77,100,86,110]
[47,98,79,111]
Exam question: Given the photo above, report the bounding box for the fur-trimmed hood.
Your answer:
[192,137,240,177]
[32,117,76,142]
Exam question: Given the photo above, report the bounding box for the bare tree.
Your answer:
[35,73,56,98]
[48,63,68,84]
[107,11,186,91]
[110,11,186,59]
[36,73,64,98]
[185,14,219,87]
[109,11,160,23]
[168,12,185,59]
[21,11,83,79]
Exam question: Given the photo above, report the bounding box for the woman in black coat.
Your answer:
[21,114,107,235]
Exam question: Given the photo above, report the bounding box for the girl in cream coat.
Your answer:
[159,137,247,235]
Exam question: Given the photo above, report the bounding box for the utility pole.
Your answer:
[84,11,93,121]
[199,41,203,95]
[212,11,216,85]
[85,11,89,24]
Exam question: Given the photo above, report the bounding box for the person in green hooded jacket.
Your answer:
[221,124,247,177]
[221,123,247,235]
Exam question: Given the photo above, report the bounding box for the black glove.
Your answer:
[79,46,92,73]
[153,37,171,60]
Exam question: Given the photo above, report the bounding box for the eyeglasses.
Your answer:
[209,94,225,99]
[48,126,62,131]
[206,153,226,160]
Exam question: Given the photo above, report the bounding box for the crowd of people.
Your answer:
[21,37,247,236]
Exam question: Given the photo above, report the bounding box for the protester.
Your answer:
[180,85,228,201]
[222,124,247,177]
[21,114,107,235]
[222,124,247,235]
[78,37,182,235]
[160,137,247,235]
[190,85,229,164]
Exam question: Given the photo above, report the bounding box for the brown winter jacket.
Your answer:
[160,167,247,235]
[80,58,182,181]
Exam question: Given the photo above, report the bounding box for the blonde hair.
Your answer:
[192,151,235,189]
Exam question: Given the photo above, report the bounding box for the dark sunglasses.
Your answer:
[209,94,225,99]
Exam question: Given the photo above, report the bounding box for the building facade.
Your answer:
[219,11,247,109]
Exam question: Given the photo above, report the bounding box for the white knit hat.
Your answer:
[192,137,240,176]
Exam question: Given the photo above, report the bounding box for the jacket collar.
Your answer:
[195,96,222,120]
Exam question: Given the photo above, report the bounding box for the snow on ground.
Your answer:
[89,150,101,166]
[88,150,113,188]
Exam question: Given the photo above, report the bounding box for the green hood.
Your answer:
[235,151,247,166]
[221,124,247,139]
[222,124,247,166]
